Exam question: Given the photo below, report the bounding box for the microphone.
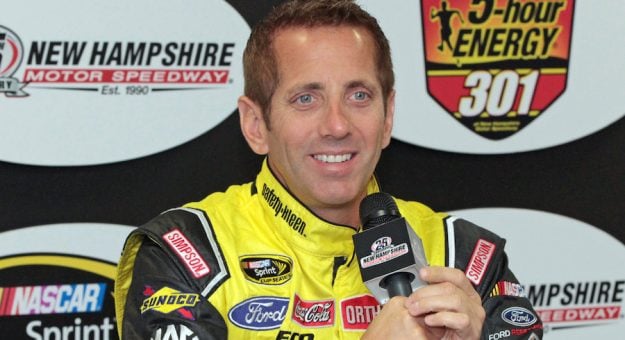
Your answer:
[353,192,428,304]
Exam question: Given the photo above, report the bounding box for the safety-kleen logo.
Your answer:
[420,0,575,139]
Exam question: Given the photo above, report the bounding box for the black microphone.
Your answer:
[353,192,428,303]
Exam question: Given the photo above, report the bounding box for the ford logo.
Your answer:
[228,297,289,330]
[501,307,537,327]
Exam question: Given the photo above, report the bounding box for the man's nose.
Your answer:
[320,102,350,138]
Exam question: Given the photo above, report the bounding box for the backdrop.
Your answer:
[1,0,623,338]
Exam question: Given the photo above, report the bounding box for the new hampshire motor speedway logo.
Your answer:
[0,25,26,96]
[420,0,575,140]
[0,24,235,98]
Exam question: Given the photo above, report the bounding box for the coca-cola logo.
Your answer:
[292,294,334,328]
[502,307,538,327]
[227,296,289,330]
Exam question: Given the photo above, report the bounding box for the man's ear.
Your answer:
[238,96,269,155]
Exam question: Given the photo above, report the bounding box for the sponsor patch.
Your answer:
[501,306,538,327]
[240,255,293,285]
[420,0,576,140]
[276,330,315,339]
[340,294,381,330]
[510,324,543,337]
[490,280,525,298]
[292,294,334,328]
[151,323,199,340]
[261,183,307,236]
[140,286,199,320]
[465,238,496,285]
[228,296,289,330]
[488,329,511,340]
[163,228,210,278]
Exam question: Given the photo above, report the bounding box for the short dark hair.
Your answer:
[242,0,394,126]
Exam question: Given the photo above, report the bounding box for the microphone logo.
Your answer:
[361,237,410,269]
[371,237,392,251]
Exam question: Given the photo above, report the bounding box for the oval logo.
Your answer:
[239,255,293,285]
[0,0,249,165]
[501,307,538,327]
[228,297,289,330]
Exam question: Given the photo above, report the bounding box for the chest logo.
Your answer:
[228,296,289,330]
[240,254,293,285]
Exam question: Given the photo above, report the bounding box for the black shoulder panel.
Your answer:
[444,216,508,298]
[135,207,230,297]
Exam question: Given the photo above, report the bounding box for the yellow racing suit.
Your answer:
[115,159,542,339]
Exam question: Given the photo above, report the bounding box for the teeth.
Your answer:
[314,154,352,163]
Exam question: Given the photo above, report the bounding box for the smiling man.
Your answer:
[114,1,542,339]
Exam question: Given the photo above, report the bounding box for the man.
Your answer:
[114,1,542,339]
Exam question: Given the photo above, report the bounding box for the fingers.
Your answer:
[402,266,485,338]
[420,266,478,299]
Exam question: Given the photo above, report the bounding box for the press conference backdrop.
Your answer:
[0,0,623,338]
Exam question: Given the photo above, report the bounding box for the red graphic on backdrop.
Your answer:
[420,0,575,140]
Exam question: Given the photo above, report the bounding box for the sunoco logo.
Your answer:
[141,286,199,320]
[420,0,575,139]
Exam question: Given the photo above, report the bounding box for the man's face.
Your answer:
[259,25,394,221]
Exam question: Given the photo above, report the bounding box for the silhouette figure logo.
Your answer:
[420,0,576,140]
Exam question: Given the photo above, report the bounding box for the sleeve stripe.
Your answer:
[174,207,229,297]
[445,216,457,268]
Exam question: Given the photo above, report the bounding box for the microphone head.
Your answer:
[359,192,401,230]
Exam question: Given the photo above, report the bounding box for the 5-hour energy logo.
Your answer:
[420,0,575,139]
[0,25,235,98]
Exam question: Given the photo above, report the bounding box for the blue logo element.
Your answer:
[501,307,537,327]
[228,296,289,330]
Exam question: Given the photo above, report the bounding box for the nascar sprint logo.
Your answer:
[240,255,293,285]
[420,0,575,140]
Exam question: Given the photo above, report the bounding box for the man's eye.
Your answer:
[353,91,369,101]
[296,94,313,104]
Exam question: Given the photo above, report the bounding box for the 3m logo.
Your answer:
[465,239,496,285]
[420,0,575,139]
[163,228,210,278]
